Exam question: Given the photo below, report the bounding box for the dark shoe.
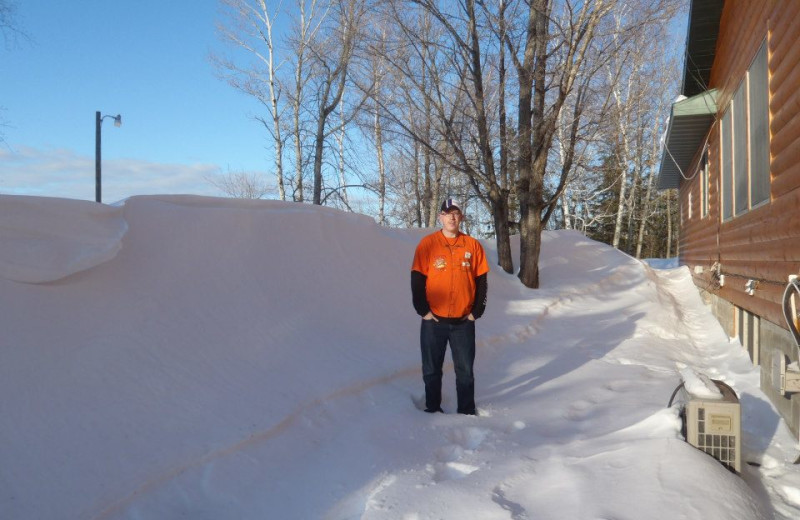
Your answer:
[458,409,477,416]
[424,407,444,413]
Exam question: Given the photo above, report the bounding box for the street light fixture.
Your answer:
[95,111,122,203]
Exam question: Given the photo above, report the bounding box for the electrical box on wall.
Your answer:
[772,355,800,394]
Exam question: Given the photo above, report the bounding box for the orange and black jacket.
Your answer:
[411,230,489,322]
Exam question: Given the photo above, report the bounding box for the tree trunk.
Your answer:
[293,61,305,202]
[491,189,514,273]
[312,110,327,204]
[413,140,422,227]
[635,177,654,258]
[517,0,548,288]
[518,204,543,287]
[465,0,513,273]
[635,127,659,258]
[337,100,349,207]
[264,1,285,202]
[374,102,386,225]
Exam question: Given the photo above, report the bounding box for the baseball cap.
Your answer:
[440,198,461,213]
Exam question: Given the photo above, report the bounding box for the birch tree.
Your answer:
[363,27,391,224]
[379,0,515,272]
[307,0,369,205]
[593,3,681,254]
[286,0,327,201]
[215,0,288,200]
[371,6,448,227]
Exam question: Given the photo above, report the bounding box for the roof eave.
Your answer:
[681,0,725,97]
[657,89,718,190]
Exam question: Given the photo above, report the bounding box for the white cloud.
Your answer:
[0,146,232,203]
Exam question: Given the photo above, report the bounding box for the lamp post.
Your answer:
[95,111,122,203]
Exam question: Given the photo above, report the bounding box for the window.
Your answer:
[721,109,733,220]
[749,41,770,206]
[733,81,748,215]
[719,38,771,220]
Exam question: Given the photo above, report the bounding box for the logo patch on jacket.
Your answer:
[433,256,447,270]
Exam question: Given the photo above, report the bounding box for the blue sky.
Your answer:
[0,0,275,203]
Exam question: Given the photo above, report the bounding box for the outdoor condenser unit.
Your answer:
[679,379,742,473]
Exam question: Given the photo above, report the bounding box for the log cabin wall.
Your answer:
[677,0,800,436]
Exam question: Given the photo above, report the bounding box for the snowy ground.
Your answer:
[2,194,800,520]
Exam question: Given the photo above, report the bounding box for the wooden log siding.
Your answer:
[770,65,800,130]
[710,1,766,104]
[772,161,800,200]
[771,26,800,91]
[769,108,800,158]
[678,0,800,333]
[723,260,800,288]
[769,3,800,80]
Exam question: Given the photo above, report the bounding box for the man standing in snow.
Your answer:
[411,198,489,415]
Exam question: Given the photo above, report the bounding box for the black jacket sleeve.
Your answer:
[471,273,488,319]
[411,270,430,317]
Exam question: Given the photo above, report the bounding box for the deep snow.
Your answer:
[2,194,800,519]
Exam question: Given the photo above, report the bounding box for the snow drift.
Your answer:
[0,195,127,283]
[1,195,799,520]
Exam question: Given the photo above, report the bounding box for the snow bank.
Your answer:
[1,195,799,520]
[0,195,127,283]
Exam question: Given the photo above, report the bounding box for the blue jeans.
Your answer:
[420,318,476,414]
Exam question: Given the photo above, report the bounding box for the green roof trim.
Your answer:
[658,89,718,190]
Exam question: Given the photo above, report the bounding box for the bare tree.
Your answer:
[373,88,388,224]
[307,0,369,205]
[634,61,678,258]
[213,0,684,265]
[286,0,327,201]
[0,0,25,49]
[512,0,614,287]
[216,0,371,207]
[1,0,27,144]
[590,2,681,254]
[362,26,391,224]
[335,94,350,207]
[209,168,274,199]
[512,0,681,287]
[372,6,446,227]
[215,0,288,200]
[377,0,515,272]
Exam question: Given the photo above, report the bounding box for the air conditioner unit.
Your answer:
[680,379,741,473]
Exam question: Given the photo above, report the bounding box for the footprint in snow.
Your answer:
[426,426,491,482]
[447,426,489,450]
[564,399,595,421]
[434,443,464,462]
[431,461,480,482]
